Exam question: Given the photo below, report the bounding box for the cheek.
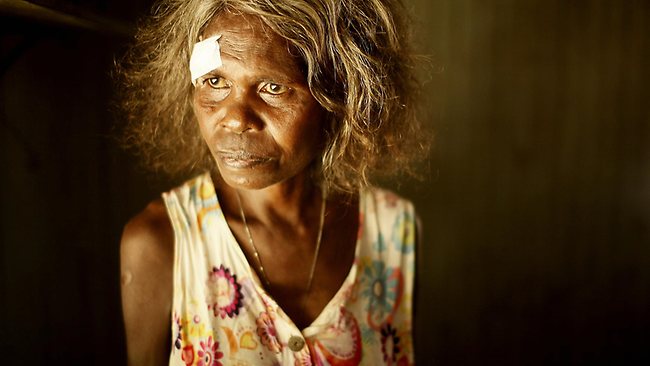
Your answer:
[274,106,322,143]
[193,101,216,142]
[287,109,326,160]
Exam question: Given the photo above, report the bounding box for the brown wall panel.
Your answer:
[407,0,650,364]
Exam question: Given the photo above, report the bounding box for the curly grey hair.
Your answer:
[118,0,429,193]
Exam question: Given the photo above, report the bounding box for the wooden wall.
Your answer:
[0,2,157,364]
[407,0,650,364]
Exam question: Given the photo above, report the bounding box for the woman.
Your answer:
[119,0,427,365]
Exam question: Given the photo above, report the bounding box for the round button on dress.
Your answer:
[288,336,305,351]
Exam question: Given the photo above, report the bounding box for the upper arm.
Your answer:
[120,199,174,366]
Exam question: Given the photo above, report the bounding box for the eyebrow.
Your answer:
[203,69,300,86]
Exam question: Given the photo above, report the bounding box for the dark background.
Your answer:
[1,0,649,364]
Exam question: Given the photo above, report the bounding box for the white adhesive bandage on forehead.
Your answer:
[189,35,223,86]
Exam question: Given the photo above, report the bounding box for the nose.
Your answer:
[218,93,263,134]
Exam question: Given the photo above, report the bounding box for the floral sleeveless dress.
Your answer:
[163,173,416,366]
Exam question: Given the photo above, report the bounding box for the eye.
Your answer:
[261,82,289,95]
[205,76,229,89]
[195,75,230,104]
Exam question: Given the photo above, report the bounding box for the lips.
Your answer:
[216,150,273,169]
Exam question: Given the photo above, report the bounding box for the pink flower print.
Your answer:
[293,346,314,366]
[207,265,244,319]
[173,312,183,350]
[197,336,224,366]
[256,311,282,353]
[311,308,362,365]
[380,323,401,365]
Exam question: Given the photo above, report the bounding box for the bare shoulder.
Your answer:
[120,197,174,306]
[122,199,173,257]
[120,199,174,366]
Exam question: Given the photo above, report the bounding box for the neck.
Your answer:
[215,172,323,227]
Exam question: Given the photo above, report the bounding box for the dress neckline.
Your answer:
[202,173,364,332]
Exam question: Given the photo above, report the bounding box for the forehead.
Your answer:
[201,12,303,78]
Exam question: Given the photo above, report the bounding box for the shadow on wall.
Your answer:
[0,1,163,364]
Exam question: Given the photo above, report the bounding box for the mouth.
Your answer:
[216,150,273,169]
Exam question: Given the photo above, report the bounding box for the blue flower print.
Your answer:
[360,260,403,329]
[373,232,387,253]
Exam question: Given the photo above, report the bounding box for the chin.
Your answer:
[213,155,316,191]
[217,169,280,191]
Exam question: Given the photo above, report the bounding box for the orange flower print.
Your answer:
[181,344,194,366]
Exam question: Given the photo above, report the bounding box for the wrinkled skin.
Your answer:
[193,13,326,190]
[120,12,358,366]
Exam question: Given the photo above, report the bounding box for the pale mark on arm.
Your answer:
[121,270,133,286]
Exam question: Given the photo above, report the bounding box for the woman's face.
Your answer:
[193,13,326,190]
